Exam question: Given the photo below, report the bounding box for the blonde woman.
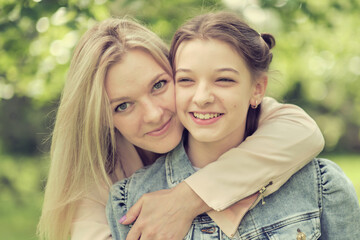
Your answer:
[38,17,324,240]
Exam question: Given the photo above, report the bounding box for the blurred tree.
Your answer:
[0,0,111,102]
[256,0,360,151]
[0,0,113,155]
[0,0,359,155]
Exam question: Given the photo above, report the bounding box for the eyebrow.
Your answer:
[175,68,239,74]
[109,72,168,104]
[215,68,239,74]
[175,68,191,74]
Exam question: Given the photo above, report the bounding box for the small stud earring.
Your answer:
[251,100,258,109]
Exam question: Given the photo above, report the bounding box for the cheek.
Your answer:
[112,116,126,133]
[175,89,190,111]
[162,84,176,110]
[112,114,138,138]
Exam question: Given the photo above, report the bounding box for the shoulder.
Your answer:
[73,184,112,239]
[111,155,167,188]
[106,155,168,233]
[315,158,355,194]
[109,155,168,208]
[313,158,360,216]
[298,158,357,195]
[314,159,360,237]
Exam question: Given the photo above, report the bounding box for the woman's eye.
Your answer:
[153,80,166,90]
[115,102,131,112]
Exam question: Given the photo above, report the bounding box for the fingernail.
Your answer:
[118,215,127,224]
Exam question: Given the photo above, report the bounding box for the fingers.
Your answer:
[125,223,141,240]
[122,188,193,240]
[121,197,143,225]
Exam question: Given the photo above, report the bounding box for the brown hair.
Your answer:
[169,11,275,139]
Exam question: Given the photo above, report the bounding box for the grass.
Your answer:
[0,153,359,240]
[0,155,48,240]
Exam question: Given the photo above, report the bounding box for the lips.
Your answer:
[147,118,172,137]
[193,112,223,120]
[190,112,223,125]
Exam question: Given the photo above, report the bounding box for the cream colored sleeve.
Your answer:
[70,135,144,240]
[71,197,112,240]
[71,181,115,240]
[184,97,325,211]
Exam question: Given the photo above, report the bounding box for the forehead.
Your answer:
[175,39,248,72]
[105,49,168,100]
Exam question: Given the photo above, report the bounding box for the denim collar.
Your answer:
[165,138,196,188]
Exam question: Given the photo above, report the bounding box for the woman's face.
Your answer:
[105,49,183,153]
[174,39,265,146]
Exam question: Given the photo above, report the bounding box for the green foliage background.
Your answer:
[0,0,359,239]
[1,0,360,153]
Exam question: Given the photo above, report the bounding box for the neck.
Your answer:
[135,146,161,166]
[186,132,244,168]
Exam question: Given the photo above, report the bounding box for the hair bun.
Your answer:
[260,33,276,49]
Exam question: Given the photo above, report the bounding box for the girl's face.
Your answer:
[105,49,183,153]
[174,39,266,146]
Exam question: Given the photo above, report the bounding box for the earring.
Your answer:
[251,100,258,109]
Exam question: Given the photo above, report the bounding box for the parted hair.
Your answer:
[169,11,276,139]
[37,17,172,240]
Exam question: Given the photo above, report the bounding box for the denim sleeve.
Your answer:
[318,158,360,239]
[106,179,131,240]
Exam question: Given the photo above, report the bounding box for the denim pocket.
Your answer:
[186,214,232,240]
[238,211,321,240]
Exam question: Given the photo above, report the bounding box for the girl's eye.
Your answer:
[115,102,131,112]
[177,78,193,83]
[153,80,166,90]
[217,78,235,82]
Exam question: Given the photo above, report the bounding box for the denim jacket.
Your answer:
[106,142,360,239]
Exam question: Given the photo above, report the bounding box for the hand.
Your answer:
[121,182,211,240]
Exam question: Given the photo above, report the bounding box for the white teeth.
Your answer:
[193,112,221,120]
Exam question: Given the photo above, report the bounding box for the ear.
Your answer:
[250,74,268,107]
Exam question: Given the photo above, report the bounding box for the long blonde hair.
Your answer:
[37,17,172,240]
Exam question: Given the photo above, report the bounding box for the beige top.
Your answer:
[71,97,324,239]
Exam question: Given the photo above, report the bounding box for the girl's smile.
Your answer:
[175,38,255,146]
[190,112,224,125]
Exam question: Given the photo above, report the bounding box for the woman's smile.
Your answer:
[146,117,173,137]
[106,49,183,153]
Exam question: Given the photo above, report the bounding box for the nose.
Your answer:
[193,81,214,107]
[143,98,164,123]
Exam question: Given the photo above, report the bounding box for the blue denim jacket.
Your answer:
[106,142,360,239]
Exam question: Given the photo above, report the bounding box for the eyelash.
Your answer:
[176,78,193,84]
[216,78,235,82]
[115,102,132,113]
[176,78,235,84]
[152,80,167,91]
[114,80,168,113]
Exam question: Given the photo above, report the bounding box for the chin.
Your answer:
[152,135,183,154]
[151,144,176,154]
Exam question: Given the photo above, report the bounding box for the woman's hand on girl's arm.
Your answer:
[121,182,210,240]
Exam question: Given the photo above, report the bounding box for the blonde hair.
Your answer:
[37,17,172,240]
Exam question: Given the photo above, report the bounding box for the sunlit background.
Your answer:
[0,0,359,239]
